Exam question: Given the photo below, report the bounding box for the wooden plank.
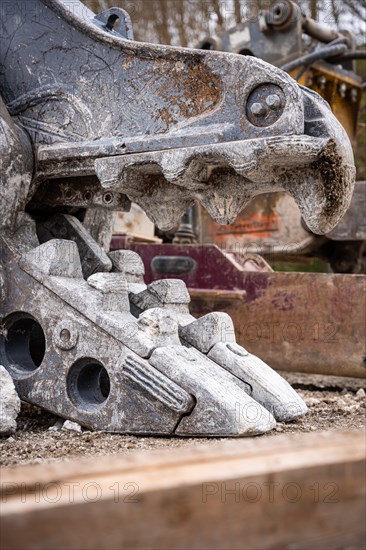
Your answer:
[1,431,365,550]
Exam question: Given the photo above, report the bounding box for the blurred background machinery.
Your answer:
[193,0,366,274]
[109,0,366,377]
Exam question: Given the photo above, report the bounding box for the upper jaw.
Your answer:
[33,82,354,236]
[94,97,355,235]
[7,0,353,234]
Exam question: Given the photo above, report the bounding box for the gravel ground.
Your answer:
[1,372,365,467]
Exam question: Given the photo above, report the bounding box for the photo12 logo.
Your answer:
[202,481,340,504]
[1,481,140,504]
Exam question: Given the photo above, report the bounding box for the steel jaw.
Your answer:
[0,0,355,236]
[4,0,350,436]
[0,218,307,436]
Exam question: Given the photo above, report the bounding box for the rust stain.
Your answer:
[310,139,346,219]
[153,59,221,130]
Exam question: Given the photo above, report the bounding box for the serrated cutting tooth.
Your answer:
[208,342,308,421]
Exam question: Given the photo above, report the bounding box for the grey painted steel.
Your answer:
[0,0,355,235]
[1,0,356,435]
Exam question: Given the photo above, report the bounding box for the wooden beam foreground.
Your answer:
[1,430,365,550]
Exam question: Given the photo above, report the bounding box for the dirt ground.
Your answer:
[1,371,365,467]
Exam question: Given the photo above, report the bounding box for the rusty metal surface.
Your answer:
[195,0,363,265]
[111,240,366,378]
[0,0,355,235]
[0,0,358,435]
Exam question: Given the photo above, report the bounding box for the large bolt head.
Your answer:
[246,84,286,127]
[266,94,282,109]
[250,102,266,116]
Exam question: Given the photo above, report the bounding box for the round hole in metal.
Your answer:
[106,14,120,31]
[67,358,110,410]
[103,192,114,204]
[0,312,46,375]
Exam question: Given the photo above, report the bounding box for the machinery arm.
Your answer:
[0,0,355,234]
[0,0,355,436]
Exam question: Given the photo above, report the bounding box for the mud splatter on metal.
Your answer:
[0,0,357,435]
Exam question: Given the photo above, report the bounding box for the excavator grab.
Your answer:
[0,0,356,435]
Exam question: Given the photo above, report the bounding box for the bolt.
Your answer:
[250,102,266,116]
[60,329,71,343]
[351,88,358,103]
[266,94,281,109]
[339,83,347,98]
[317,75,326,90]
[247,84,284,127]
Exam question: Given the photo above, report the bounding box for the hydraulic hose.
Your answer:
[280,43,348,72]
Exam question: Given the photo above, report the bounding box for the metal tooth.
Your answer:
[23,240,83,278]
[208,342,308,421]
[149,346,276,436]
[109,250,147,293]
[38,214,112,278]
[87,272,130,313]
[87,272,129,294]
[148,279,191,305]
[132,279,193,325]
[179,312,236,354]
[199,186,250,225]
[129,278,308,423]
[134,308,181,356]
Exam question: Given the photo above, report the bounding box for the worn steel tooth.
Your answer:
[38,214,112,278]
[282,89,356,235]
[131,280,307,422]
[180,313,307,421]
[179,312,236,354]
[110,308,181,359]
[87,272,130,313]
[208,343,308,422]
[197,178,251,225]
[149,346,276,436]
[108,250,147,294]
[132,279,193,325]
[23,240,83,278]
